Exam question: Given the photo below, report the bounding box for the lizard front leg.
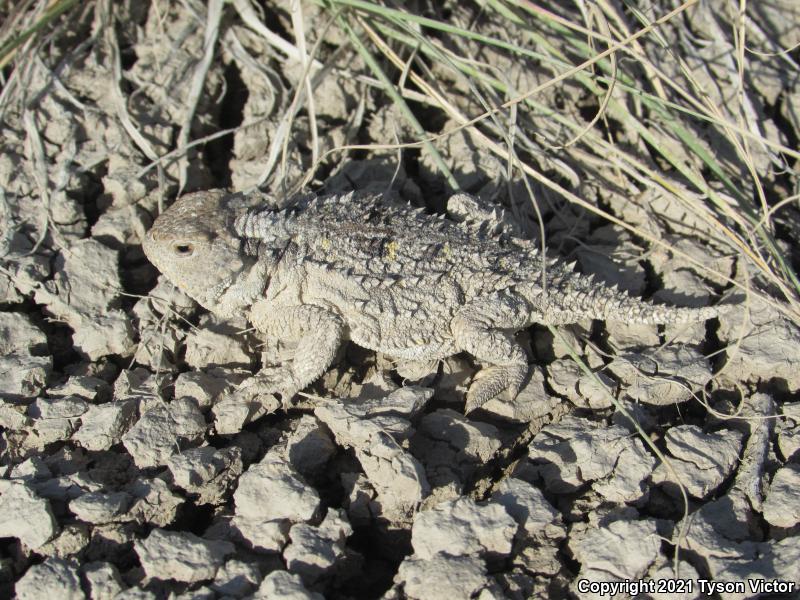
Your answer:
[213,303,344,434]
[248,301,345,401]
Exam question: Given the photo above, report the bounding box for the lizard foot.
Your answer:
[212,366,299,433]
[251,365,302,399]
[465,363,527,413]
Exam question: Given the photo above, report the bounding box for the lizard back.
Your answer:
[235,191,553,296]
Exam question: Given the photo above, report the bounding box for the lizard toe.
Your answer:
[465,363,528,413]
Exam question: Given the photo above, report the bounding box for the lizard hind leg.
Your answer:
[450,293,531,413]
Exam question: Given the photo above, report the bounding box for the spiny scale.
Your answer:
[235,191,554,289]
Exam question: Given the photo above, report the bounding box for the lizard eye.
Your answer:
[172,242,195,257]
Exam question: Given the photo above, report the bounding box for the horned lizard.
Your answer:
[143,189,721,412]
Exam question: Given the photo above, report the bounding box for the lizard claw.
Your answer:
[212,366,298,434]
[464,364,527,413]
[213,382,279,435]
[251,365,301,402]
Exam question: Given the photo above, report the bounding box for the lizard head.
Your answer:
[143,190,257,315]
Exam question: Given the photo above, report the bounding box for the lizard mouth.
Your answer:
[200,257,261,314]
[204,274,235,305]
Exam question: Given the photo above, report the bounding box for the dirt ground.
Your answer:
[1,1,799,599]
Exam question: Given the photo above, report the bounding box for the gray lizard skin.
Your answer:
[143,189,720,412]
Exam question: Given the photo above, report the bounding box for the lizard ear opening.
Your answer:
[171,241,195,257]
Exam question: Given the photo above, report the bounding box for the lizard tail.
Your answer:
[602,294,719,324]
[538,273,722,325]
